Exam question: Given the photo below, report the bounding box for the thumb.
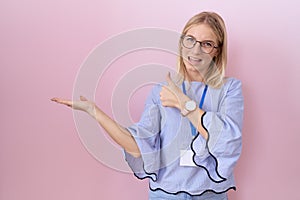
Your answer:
[80,96,88,101]
[166,72,175,87]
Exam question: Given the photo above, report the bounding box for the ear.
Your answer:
[214,47,220,57]
[211,49,220,61]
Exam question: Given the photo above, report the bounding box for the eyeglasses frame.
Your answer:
[181,35,219,54]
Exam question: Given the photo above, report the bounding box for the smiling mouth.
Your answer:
[188,56,202,63]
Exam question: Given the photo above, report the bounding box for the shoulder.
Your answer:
[209,77,243,98]
[224,77,242,86]
[210,77,241,90]
[222,77,243,98]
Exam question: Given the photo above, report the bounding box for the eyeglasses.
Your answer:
[181,35,219,54]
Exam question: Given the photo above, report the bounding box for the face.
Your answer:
[181,24,219,77]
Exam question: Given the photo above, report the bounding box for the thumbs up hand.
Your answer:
[159,72,188,110]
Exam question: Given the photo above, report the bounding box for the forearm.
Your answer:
[185,108,208,140]
[92,106,141,157]
[178,94,208,140]
[160,76,208,140]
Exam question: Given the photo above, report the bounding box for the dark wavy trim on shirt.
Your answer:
[190,112,227,183]
[149,185,236,196]
[125,156,158,182]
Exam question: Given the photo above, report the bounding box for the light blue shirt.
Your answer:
[124,77,244,196]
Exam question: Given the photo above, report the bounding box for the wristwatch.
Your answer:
[181,100,197,116]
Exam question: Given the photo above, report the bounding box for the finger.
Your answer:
[161,86,171,95]
[51,97,73,107]
[165,72,172,85]
[59,100,73,107]
[166,72,177,90]
[51,97,62,102]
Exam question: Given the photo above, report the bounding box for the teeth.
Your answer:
[189,56,201,62]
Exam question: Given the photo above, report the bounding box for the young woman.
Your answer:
[51,11,244,200]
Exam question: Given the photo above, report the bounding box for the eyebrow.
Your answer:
[186,34,216,43]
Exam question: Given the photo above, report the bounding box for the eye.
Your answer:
[202,41,214,48]
[182,36,196,48]
[185,36,195,43]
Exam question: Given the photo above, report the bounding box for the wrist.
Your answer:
[179,94,189,110]
[87,105,97,119]
[181,98,197,116]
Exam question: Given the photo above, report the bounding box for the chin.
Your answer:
[185,63,206,74]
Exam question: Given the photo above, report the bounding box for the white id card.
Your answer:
[180,150,197,167]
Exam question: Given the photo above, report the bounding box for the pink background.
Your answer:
[1,0,300,199]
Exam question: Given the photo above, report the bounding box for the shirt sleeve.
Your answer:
[124,84,162,181]
[191,78,244,183]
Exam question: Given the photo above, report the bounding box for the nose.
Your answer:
[191,42,202,54]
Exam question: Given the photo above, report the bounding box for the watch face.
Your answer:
[185,100,196,111]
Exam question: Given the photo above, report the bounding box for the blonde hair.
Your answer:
[177,11,227,88]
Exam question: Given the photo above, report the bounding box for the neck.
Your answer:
[186,70,205,82]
